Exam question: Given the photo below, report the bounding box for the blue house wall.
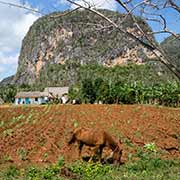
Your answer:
[15,97,47,105]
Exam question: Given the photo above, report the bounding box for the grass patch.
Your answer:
[0,155,180,180]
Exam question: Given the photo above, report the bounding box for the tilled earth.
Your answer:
[0,104,179,166]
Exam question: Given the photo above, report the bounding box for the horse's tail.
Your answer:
[68,133,76,145]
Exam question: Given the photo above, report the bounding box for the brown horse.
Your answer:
[68,127,122,164]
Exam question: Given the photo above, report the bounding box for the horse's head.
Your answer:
[112,140,122,165]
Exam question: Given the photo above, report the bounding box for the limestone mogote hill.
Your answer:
[2,9,178,86]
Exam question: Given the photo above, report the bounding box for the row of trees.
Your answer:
[69,79,180,107]
[2,80,180,107]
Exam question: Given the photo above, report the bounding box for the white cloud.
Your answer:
[0,52,18,65]
[0,52,18,81]
[70,0,117,11]
[0,0,39,80]
[0,66,5,73]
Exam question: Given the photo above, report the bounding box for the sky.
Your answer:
[0,0,180,82]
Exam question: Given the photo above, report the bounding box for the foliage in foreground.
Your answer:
[0,152,180,180]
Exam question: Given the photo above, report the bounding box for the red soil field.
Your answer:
[0,104,179,166]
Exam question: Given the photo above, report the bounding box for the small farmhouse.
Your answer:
[15,91,49,105]
[15,87,69,105]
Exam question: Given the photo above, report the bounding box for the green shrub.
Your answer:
[69,161,113,180]
[1,166,20,180]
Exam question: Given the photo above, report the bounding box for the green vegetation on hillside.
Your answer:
[38,63,173,87]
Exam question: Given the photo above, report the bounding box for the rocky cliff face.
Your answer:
[12,10,155,85]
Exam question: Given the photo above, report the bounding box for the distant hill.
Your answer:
[160,35,180,68]
[0,75,14,86]
[4,9,159,86]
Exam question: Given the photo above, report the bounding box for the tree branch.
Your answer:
[167,0,180,13]
[0,0,43,15]
[141,10,180,40]
[49,7,81,18]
